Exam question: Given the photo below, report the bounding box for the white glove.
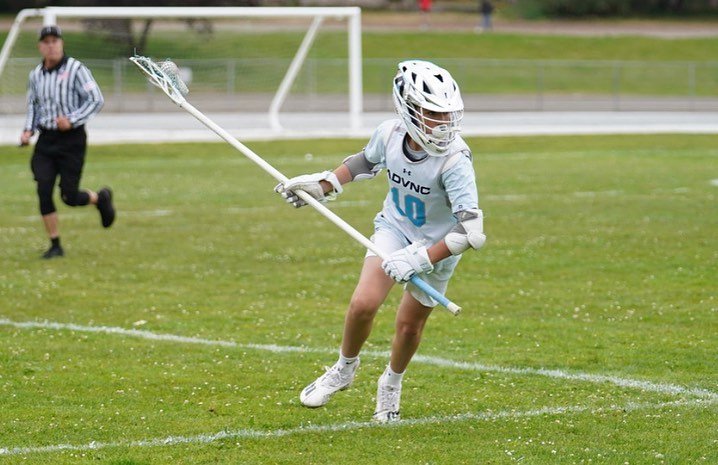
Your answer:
[381,242,434,283]
[274,171,343,208]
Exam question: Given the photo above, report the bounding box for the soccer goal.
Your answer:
[0,6,363,132]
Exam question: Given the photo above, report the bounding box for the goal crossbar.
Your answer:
[0,6,363,130]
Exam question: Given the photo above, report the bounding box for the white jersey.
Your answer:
[364,119,479,246]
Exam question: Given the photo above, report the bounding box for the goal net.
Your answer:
[0,7,363,132]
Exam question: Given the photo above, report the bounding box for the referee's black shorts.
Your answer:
[31,125,87,189]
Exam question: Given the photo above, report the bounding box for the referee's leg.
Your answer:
[57,127,115,228]
[31,132,62,258]
[58,127,91,208]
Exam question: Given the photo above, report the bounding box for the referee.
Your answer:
[20,25,115,259]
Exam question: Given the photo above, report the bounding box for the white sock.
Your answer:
[338,351,358,370]
[381,365,404,388]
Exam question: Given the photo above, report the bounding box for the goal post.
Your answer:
[0,6,363,131]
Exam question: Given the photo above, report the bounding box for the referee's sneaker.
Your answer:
[39,186,115,259]
[97,187,116,228]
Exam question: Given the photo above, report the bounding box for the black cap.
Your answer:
[39,25,62,41]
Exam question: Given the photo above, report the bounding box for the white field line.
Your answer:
[1,318,715,401]
[0,398,714,457]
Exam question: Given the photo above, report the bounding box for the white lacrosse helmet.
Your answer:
[392,60,464,157]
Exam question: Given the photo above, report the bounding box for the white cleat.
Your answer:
[372,379,401,423]
[299,359,359,408]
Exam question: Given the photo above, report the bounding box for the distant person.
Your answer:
[478,0,495,32]
[20,25,115,259]
[419,0,432,30]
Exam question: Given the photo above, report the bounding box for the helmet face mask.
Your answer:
[392,60,464,157]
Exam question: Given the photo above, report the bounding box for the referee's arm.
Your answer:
[23,73,39,132]
[20,75,38,145]
[67,64,104,128]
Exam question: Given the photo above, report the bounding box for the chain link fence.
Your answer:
[2,57,717,113]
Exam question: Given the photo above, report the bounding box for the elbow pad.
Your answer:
[445,209,486,255]
[342,151,381,181]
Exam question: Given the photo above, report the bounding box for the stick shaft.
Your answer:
[180,101,461,315]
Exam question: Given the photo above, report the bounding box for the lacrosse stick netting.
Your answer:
[129,55,189,104]
[129,54,462,315]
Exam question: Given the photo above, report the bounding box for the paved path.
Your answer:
[2,111,717,145]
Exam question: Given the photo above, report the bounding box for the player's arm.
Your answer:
[323,163,353,191]
[426,240,452,264]
[275,150,381,208]
[381,212,485,283]
[273,163,348,208]
[440,151,485,257]
[275,121,389,208]
[442,208,486,256]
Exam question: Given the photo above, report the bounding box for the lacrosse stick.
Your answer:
[129,55,462,315]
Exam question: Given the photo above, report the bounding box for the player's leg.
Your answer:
[300,256,395,408]
[373,293,432,423]
[341,256,395,357]
[339,226,406,357]
[390,292,434,374]
[300,229,400,408]
[373,254,462,422]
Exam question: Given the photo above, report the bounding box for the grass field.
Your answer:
[5,27,718,61]
[2,28,718,97]
[0,134,716,464]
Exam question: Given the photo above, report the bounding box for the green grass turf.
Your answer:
[5,28,718,61]
[2,29,718,96]
[0,134,716,464]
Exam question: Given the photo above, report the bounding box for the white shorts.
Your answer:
[366,219,461,307]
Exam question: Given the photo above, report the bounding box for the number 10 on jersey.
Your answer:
[391,187,426,227]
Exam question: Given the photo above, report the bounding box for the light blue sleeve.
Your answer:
[363,120,397,168]
[442,153,479,213]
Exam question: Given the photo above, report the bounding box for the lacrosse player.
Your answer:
[275,60,484,422]
[20,25,114,259]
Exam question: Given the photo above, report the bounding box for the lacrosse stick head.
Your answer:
[129,55,189,105]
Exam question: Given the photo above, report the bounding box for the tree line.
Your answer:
[0,0,258,14]
[1,0,717,16]
[511,0,718,17]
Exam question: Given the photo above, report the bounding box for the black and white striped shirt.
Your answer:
[24,55,104,132]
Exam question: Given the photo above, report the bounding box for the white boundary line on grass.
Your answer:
[1,318,715,401]
[1,318,716,457]
[0,398,714,457]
